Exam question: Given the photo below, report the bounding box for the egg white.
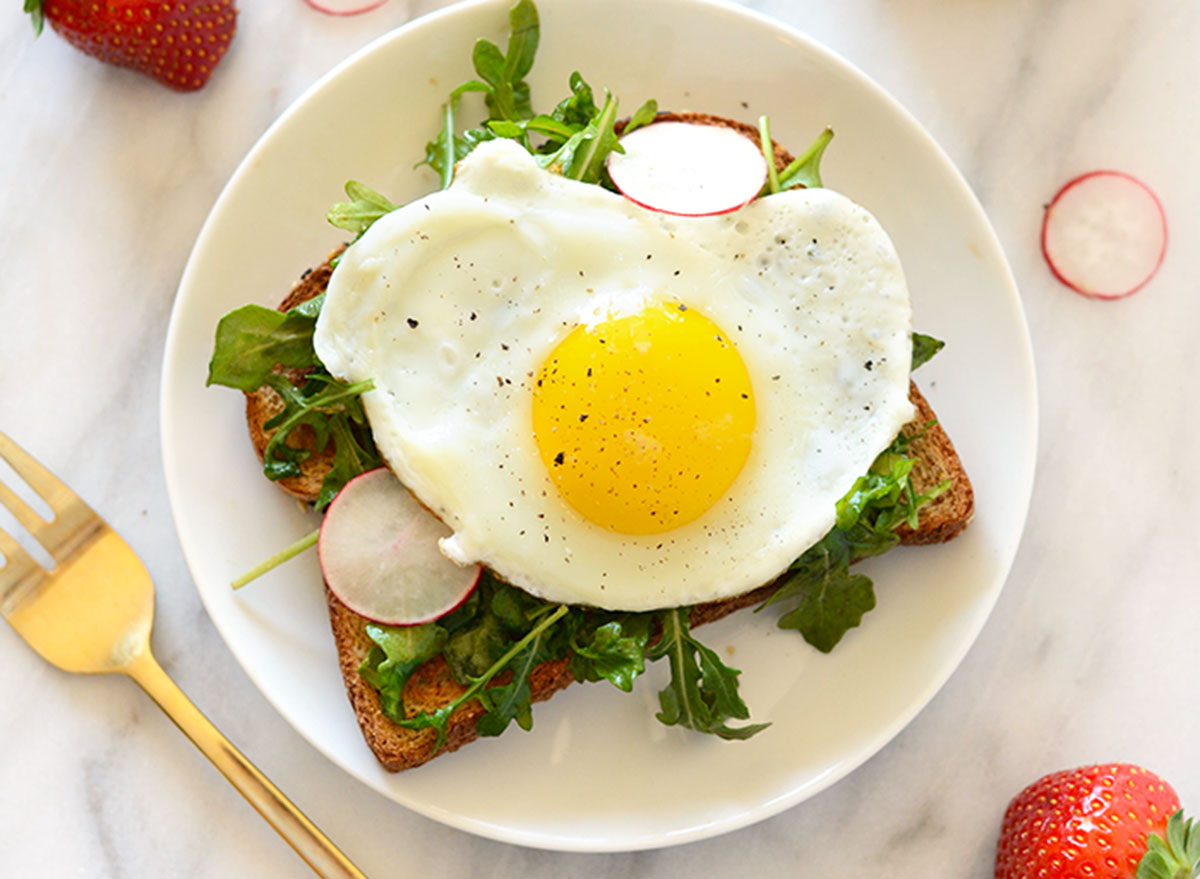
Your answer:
[313,139,914,611]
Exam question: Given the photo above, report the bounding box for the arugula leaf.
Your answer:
[206,303,320,392]
[761,433,950,651]
[536,86,621,183]
[358,623,448,719]
[777,126,834,191]
[418,1,648,188]
[327,181,397,240]
[421,90,498,189]
[548,70,599,129]
[257,371,381,507]
[472,0,539,123]
[316,415,382,510]
[646,608,769,740]
[442,600,514,680]
[208,284,381,508]
[567,614,652,692]
[473,613,558,737]
[911,332,945,370]
[396,603,568,751]
[758,115,783,195]
[622,98,659,136]
[766,531,876,653]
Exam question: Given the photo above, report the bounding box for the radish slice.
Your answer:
[607,121,768,216]
[1041,170,1167,299]
[303,0,388,16]
[318,468,481,625]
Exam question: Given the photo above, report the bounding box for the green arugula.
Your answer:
[358,623,448,718]
[759,116,835,194]
[327,181,397,241]
[418,0,653,191]
[911,332,946,370]
[358,573,761,748]
[778,126,834,190]
[207,302,321,392]
[359,574,566,749]
[566,613,652,692]
[396,602,568,751]
[760,430,949,652]
[207,298,380,509]
[469,0,540,124]
[422,93,495,190]
[647,608,770,740]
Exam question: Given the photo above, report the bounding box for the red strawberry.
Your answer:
[996,763,1200,879]
[25,0,238,92]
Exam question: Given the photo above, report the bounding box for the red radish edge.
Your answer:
[304,0,389,16]
[607,121,768,217]
[318,467,481,626]
[1040,169,1167,300]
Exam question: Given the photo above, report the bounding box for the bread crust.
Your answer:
[245,116,974,772]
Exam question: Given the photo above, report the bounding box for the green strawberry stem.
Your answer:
[24,0,45,36]
[1139,812,1200,879]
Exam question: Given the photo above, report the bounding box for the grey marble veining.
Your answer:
[3,0,1199,876]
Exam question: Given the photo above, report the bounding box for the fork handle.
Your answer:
[123,649,368,879]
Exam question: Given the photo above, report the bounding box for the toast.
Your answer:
[243,115,975,772]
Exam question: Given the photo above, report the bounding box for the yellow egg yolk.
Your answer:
[531,300,756,535]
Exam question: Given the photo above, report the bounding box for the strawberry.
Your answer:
[996,763,1200,879]
[24,0,238,92]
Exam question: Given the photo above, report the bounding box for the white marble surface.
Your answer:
[1,0,1197,875]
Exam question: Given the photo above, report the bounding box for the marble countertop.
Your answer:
[2,0,1198,875]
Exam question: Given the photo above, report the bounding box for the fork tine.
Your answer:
[0,470,52,537]
[0,521,47,617]
[0,430,77,520]
[0,430,100,568]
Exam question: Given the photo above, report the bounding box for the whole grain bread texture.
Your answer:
[244,113,974,771]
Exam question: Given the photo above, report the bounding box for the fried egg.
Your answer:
[313,138,914,611]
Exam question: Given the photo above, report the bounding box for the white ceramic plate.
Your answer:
[161,0,1036,852]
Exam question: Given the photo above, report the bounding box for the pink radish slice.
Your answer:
[1041,170,1167,299]
[319,467,481,625]
[303,0,388,15]
[607,121,768,216]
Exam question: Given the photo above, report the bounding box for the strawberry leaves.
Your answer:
[1140,812,1200,879]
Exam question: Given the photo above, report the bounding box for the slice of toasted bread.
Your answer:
[244,115,974,772]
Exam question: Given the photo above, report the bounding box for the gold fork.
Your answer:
[0,429,367,879]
